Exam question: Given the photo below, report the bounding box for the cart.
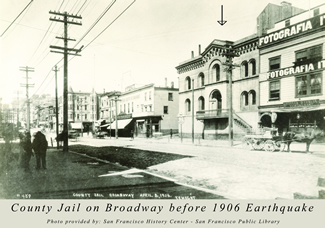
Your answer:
[242,128,285,152]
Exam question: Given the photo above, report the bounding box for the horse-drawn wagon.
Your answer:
[242,127,319,152]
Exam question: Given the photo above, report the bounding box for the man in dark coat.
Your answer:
[20,131,33,171]
[32,131,48,170]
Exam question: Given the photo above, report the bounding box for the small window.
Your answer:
[198,96,205,111]
[185,99,191,113]
[295,45,322,64]
[296,73,322,97]
[144,92,147,101]
[85,114,87,120]
[269,56,281,70]
[168,92,173,101]
[314,8,320,17]
[163,106,168,114]
[269,80,280,100]
[185,77,191,90]
[285,19,290,27]
[85,105,87,110]
[149,91,151,100]
[213,64,220,81]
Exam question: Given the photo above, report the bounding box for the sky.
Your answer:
[0,0,323,105]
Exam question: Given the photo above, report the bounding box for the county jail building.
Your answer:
[175,1,324,140]
[98,82,179,138]
[258,3,325,136]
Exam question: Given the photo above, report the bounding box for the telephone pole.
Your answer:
[49,11,83,152]
[222,44,239,147]
[14,90,23,129]
[53,65,60,149]
[20,66,34,132]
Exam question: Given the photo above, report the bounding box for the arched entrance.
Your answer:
[210,90,222,115]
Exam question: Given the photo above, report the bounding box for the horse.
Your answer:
[55,131,67,147]
[282,129,322,152]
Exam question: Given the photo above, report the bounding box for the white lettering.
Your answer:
[284,68,289,76]
[291,26,296,35]
[259,38,264,46]
[295,66,300,73]
[305,21,312,30]
[269,34,274,42]
[274,33,279,41]
[284,28,290,37]
[264,36,269,44]
[279,30,284,39]
[308,63,314,71]
[279,70,284,76]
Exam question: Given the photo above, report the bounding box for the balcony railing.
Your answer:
[196,109,229,119]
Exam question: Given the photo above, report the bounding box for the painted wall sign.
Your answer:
[259,13,325,47]
[267,60,325,79]
[283,99,320,108]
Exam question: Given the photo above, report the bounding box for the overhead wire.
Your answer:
[0,0,34,37]
[31,0,128,98]
[28,0,66,66]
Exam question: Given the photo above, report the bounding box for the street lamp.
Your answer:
[178,113,184,143]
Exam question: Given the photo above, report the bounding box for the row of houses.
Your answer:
[27,1,325,141]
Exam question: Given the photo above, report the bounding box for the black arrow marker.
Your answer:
[217,5,227,26]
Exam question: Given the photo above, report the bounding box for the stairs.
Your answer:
[233,112,253,134]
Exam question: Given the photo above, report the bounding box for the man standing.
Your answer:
[20,131,33,172]
[32,131,48,170]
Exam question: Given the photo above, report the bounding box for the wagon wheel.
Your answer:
[273,140,283,151]
[242,138,252,150]
[252,139,265,150]
[264,140,275,152]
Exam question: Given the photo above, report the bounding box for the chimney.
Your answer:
[165,77,167,87]
[191,51,194,58]
[281,1,292,20]
[171,81,174,88]
[199,44,201,55]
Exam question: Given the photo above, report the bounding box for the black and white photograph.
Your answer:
[0,0,325,227]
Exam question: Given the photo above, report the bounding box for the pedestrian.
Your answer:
[20,131,33,172]
[131,130,134,140]
[32,131,48,170]
[170,129,173,139]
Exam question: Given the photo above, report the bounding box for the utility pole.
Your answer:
[113,96,120,139]
[14,90,23,129]
[53,65,59,149]
[20,66,34,132]
[109,99,112,139]
[222,44,240,147]
[49,11,83,152]
[191,78,194,144]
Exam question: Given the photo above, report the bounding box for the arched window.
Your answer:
[250,59,256,75]
[198,73,205,87]
[249,90,256,105]
[242,61,248,77]
[241,91,249,107]
[198,96,205,111]
[185,76,191,90]
[212,64,220,81]
[185,99,191,113]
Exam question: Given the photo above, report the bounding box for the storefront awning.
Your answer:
[71,123,83,129]
[259,105,325,113]
[109,119,132,129]
[100,123,110,127]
